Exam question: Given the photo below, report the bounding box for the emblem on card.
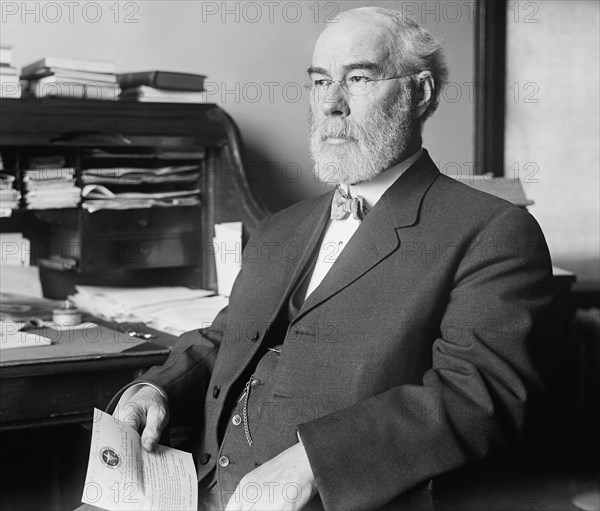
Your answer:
[99,446,122,468]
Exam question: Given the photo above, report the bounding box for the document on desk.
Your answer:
[82,409,197,511]
[0,321,52,349]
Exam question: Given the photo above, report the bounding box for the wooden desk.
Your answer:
[0,321,175,431]
[0,293,178,510]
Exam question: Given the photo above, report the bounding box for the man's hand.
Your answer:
[113,385,169,452]
[225,441,317,511]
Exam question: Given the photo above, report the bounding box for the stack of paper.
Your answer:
[82,185,200,212]
[24,167,80,209]
[0,44,21,98]
[82,165,200,185]
[83,148,205,160]
[80,163,201,212]
[0,173,20,216]
[22,56,119,101]
[69,286,228,336]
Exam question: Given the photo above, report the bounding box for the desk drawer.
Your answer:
[80,234,201,271]
[0,370,139,429]
[45,206,202,272]
[80,206,200,239]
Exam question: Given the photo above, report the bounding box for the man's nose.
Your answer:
[320,83,350,117]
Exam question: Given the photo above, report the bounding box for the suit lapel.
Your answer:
[297,151,440,319]
[270,191,333,312]
[214,192,332,396]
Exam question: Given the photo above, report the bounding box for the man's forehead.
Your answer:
[312,17,392,73]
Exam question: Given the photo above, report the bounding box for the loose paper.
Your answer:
[213,222,242,297]
[0,322,146,363]
[0,232,30,266]
[82,409,197,511]
[0,320,52,349]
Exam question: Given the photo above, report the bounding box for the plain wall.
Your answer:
[505,0,600,282]
[1,0,474,211]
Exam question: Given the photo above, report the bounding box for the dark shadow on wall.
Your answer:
[244,145,332,214]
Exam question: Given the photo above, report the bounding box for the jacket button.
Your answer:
[212,385,220,398]
[218,455,230,467]
[247,328,259,342]
[199,453,211,465]
[232,414,242,426]
[250,378,261,389]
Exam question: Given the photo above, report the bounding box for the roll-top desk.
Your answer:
[0,98,269,298]
[0,99,271,510]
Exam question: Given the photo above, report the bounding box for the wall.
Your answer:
[505,0,600,282]
[1,0,474,211]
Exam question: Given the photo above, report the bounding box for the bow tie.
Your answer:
[331,186,369,221]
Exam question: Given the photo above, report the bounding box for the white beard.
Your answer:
[309,88,414,185]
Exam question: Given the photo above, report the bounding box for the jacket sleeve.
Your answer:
[296,206,554,511]
[106,214,274,425]
[105,306,228,426]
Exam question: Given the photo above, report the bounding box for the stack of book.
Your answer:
[0,44,21,99]
[23,156,80,209]
[0,174,20,217]
[21,56,120,100]
[118,70,206,103]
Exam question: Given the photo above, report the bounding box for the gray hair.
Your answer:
[337,7,449,122]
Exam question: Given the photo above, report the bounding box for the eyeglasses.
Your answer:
[305,72,416,96]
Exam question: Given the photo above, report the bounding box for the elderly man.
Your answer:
[111,7,553,511]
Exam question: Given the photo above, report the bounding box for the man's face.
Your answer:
[308,15,415,185]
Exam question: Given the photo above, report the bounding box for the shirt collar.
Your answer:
[341,148,423,209]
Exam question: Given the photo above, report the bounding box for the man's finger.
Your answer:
[115,400,144,431]
[141,403,167,452]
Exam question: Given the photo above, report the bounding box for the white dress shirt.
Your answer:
[304,148,423,299]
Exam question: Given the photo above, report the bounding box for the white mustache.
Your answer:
[315,118,359,141]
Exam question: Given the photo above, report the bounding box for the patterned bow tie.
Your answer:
[331,186,369,221]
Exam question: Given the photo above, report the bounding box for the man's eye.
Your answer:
[314,79,329,87]
[347,75,369,84]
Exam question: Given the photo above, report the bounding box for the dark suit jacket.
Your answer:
[119,151,553,510]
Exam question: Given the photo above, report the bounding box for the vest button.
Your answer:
[250,378,261,389]
[218,455,230,467]
[212,385,220,398]
[232,414,242,426]
[247,328,260,342]
[199,453,211,465]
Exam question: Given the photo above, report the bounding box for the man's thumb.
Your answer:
[141,406,166,452]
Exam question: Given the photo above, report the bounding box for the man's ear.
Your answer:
[413,71,434,119]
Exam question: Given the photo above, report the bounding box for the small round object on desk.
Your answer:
[52,307,82,326]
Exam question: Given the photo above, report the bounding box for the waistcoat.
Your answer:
[199,252,316,509]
